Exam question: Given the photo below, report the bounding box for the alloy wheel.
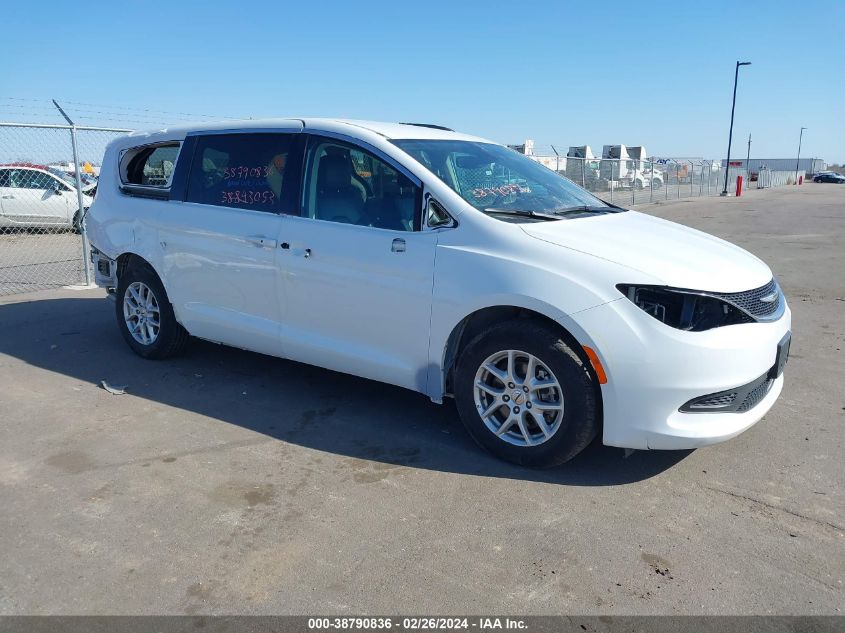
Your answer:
[122,281,161,345]
[473,349,565,447]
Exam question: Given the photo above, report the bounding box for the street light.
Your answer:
[721,61,752,196]
[795,127,807,184]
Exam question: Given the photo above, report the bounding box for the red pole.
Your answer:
[736,175,743,197]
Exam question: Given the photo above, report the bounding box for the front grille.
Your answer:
[711,278,781,319]
[737,380,773,412]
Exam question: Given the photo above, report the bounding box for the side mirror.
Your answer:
[426,197,454,229]
[53,185,63,195]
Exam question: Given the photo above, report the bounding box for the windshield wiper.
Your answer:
[484,208,561,221]
[552,205,618,216]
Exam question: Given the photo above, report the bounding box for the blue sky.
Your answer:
[1,1,843,162]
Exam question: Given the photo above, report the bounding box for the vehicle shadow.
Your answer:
[0,295,691,486]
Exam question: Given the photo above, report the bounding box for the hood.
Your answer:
[520,210,772,293]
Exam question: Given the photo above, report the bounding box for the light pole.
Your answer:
[795,127,807,184]
[722,61,752,195]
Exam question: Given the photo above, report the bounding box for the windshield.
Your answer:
[47,167,77,186]
[392,139,613,217]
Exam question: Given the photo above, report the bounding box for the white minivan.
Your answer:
[86,119,791,466]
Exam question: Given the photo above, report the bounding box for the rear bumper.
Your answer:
[90,247,117,289]
[571,297,791,450]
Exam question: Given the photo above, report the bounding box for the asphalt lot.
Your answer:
[0,184,842,615]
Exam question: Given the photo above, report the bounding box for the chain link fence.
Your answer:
[558,156,746,206]
[524,146,804,206]
[0,122,129,296]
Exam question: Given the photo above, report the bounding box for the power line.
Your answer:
[0,96,241,122]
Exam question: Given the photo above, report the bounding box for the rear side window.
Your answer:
[122,144,180,187]
[185,134,296,212]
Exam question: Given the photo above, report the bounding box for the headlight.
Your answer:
[617,284,753,331]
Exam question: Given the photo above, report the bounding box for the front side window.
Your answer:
[393,140,614,219]
[303,137,420,231]
[185,134,295,212]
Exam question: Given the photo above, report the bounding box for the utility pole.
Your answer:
[746,133,752,171]
[795,127,806,184]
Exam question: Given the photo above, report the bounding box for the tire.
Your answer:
[652,179,662,189]
[116,260,189,359]
[72,209,82,234]
[454,319,599,467]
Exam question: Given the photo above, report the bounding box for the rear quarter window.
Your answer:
[121,143,181,188]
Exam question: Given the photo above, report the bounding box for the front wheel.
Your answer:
[72,209,83,234]
[454,320,599,467]
[116,261,189,359]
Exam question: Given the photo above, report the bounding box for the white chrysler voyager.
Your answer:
[86,119,791,467]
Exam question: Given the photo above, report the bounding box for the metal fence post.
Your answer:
[689,161,694,198]
[649,160,654,202]
[70,126,93,286]
[631,162,636,206]
[53,100,92,286]
[610,161,614,203]
[581,158,586,188]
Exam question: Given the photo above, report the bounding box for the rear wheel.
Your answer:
[116,260,188,359]
[454,320,599,467]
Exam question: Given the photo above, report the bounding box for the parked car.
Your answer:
[813,172,845,183]
[0,163,94,230]
[86,119,791,467]
[72,172,99,195]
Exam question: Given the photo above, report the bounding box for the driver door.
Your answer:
[278,136,438,393]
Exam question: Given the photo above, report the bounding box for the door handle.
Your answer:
[1,195,15,199]
[245,235,277,249]
[391,238,406,253]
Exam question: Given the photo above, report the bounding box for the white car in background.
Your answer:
[0,163,94,231]
[85,119,791,467]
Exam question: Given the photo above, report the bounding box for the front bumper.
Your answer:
[572,296,792,450]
